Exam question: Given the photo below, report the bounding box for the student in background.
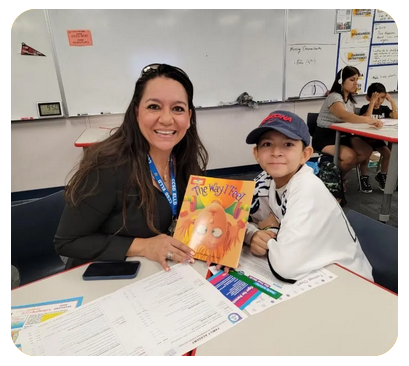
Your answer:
[312,66,382,191]
[358,82,398,192]
[54,64,208,271]
[244,110,373,282]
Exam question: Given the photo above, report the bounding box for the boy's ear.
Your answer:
[253,145,259,163]
[366,95,370,102]
[301,146,314,164]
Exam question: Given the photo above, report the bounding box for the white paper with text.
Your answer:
[18,263,247,356]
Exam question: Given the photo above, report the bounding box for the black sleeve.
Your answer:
[359,104,368,115]
[54,168,133,262]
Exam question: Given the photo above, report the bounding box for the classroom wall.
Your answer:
[11,94,397,192]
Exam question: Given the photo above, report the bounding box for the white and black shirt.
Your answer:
[245,165,373,282]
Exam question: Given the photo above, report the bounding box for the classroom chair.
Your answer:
[307,112,370,192]
[346,209,398,294]
[11,190,66,287]
[306,112,333,164]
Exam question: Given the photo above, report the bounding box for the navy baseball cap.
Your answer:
[246,110,311,146]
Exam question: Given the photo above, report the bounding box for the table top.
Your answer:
[11,259,397,356]
[11,258,208,306]
[74,128,113,147]
[329,122,398,143]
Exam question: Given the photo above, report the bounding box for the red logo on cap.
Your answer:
[261,113,292,125]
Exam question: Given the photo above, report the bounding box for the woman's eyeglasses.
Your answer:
[140,63,188,78]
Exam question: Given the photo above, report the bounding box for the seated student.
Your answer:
[244,110,373,282]
[358,82,398,192]
[312,66,382,190]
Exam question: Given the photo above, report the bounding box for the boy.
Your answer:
[244,110,373,282]
[358,83,398,192]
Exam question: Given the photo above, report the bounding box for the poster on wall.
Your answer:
[335,9,398,93]
[335,9,352,33]
[340,10,373,47]
[67,30,93,46]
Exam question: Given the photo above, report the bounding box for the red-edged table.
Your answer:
[12,260,397,356]
[330,122,398,222]
[74,127,112,148]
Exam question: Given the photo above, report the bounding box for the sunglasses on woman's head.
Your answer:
[140,63,188,78]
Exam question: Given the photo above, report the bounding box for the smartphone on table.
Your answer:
[82,261,141,281]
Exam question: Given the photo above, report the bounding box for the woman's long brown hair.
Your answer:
[65,64,209,233]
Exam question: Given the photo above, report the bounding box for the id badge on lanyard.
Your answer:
[147,154,178,235]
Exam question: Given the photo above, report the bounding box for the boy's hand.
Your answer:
[206,259,231,273]
[370,92,379,103]
[258,212,279,229]
[250,230,276,256]
[385,93,393,103]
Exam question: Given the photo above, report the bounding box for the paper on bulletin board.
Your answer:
[335,9,352,33]
[67,30,93,46]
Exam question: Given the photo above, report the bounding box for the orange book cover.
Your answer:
[173,175,255,268]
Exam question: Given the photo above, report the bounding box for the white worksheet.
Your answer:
[380,118,398,126]
[17,263,247,356]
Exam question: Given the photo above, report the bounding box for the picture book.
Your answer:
[173,175,255,268]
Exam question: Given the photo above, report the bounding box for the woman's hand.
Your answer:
[362,116,383,128]
[366,118,383,129]
[130,234,195,271]
[250,230,276,256]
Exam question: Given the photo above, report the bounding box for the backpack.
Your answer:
[307,158,347,206]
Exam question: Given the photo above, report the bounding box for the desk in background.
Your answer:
[74,128,112,148]
[330,122,398,223]
[11,258,397,356]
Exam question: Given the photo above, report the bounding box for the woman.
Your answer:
[54,64,209,271]
[312,66,382,186]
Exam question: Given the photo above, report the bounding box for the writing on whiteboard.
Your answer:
[370,73,397,80]
[375,10,393,21]
[373,23,398,44]
[367,65,398,92]
[289,45,323,66]
[294,59,316,66]
[289,45,323,54]
[370,46,398,65]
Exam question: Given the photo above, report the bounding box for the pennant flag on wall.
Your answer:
[21,43,46,56]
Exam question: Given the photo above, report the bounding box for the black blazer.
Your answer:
[54,165,187,269]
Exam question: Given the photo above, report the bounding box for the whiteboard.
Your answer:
[11,10,62,121]
[285,9,339,100]
[47,9,285,116]
[285,9,398,100]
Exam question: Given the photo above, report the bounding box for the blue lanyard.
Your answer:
[147,154,178,217]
